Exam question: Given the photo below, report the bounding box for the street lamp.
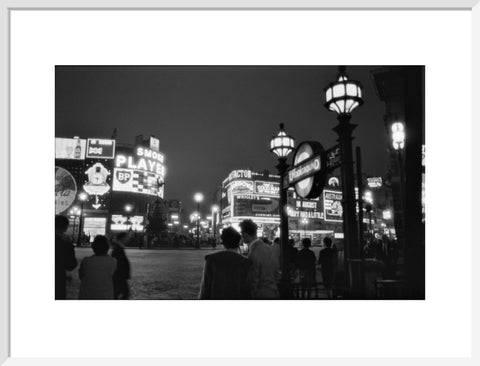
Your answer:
[301,217,309,238]
[211,205,219,243]
[124,204,133,231]
[270,123,294,299]
[193,193,204,249]
[77,192,88,247]
[392,121,406,211]
[324,66,363,295]
[69,206,80,242]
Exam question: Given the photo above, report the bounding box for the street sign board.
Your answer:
[326,145,341,170]
[288,141,327,199]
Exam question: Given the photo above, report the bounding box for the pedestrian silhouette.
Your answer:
[296,238,317,299]
[78,235,117,300]
[199,227,251,299]
[241,219,279,299]
[318,237,337,290]
[111,232,132,299]
[55,215,77,300]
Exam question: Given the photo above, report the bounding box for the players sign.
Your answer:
[113,168,164,197]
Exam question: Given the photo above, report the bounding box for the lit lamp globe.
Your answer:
[270,123,295,159]
[125,204,133,213]
[391,122,405,150]
[78,192,88,201]
[194,193,204,203]
[212,205,219,213]
[324,66,363,116]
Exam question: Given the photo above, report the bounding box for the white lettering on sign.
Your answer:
[136,147,164,163]
[228,170,252,181]
[288,157,321,184]
[115,153,165,176]
[255,181,280,196]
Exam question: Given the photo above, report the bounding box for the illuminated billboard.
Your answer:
[55,166,77,214]
[254,181,280,196]
[86,139,116,159]
[83,161,112,210]
[323,190,343,222]
[112,146,165,197]
[111,215,144,231]
[233,195,279,218]
[55,138,86,160]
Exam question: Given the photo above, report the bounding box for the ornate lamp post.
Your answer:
[324,66,364,295]
[193,193,204,249]
[77,192,88,247]
[270,123,295,299]
[124,204,133,231]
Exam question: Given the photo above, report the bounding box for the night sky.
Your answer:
[55,66,389,215]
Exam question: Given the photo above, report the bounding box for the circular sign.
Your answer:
[55,166,77,214]
[292,141,327,199]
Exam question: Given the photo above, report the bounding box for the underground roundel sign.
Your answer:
[287,141,327,199]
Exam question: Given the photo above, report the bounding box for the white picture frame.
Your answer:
[1,0,479,364]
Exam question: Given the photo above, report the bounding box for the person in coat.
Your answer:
[111,232,131,299]
[295,238,317,299]
[199,227,251,299]
[55,215,77,300]
[318,237,337,289]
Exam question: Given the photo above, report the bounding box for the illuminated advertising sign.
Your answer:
[367,177,383,188]
[323,190,343,222]
[111,215,144,231]
[83,162,111,209]
[327,177,340,188]
[55,166,77,214]
[254,181,280,196]
[326,145,341,170]
[86,139,116,159]
[227,170,252,182]
[83,217,107,239]
[113,168,164,197]
[233,196,279,218]
[113,146,165,197]
[288,156,322,186]
[55,138,86,160]
[150,136,160,152]
[230,180,254,194]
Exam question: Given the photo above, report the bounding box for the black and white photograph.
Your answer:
[55,65,425,300]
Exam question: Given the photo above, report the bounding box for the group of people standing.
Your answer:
[55,215,131,300]
[198,219,337,300]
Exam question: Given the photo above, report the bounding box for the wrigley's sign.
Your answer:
[287,156,322,186]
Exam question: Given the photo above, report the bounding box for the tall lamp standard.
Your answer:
[211,205,219,243]
[301,217,309,238]
[324,66,364,295]
[77,192,88,247]
[193,193,204,249]
[270,123,295,299]
[124,204,133,231]
[391,122,406,211]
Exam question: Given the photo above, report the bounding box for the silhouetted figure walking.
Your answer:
[111,232,131,300]
[296,238,317,299]
[199,227,251,299]
[55,215,77,300]
[318,237,337,290]
[79,235,117,300]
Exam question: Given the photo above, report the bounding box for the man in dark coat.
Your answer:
[55,215,77,300]
[318,237,337,289]
[199,227,251,299]
[296,238,317,298]
[111,232,131,299]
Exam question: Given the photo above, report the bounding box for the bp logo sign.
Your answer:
[287,141,327,199]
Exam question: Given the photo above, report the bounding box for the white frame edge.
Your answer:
[1,0,479,365]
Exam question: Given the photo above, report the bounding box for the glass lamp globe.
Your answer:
[391,122,405,150]
[324,66,364,115]
[270,123,295,158]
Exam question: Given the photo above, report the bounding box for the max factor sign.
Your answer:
[287,156,322,186]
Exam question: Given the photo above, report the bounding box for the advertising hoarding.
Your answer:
[83,161,112,210]
[83,217,107,239]
[86,139,116,159]
[367,177,383,188]
[323,190,343,222]
[55,138,86,160]
[111,215,144,231]
[233,195,279,218]
[150,136,160,152]
[55,166,78,214]
[112,168,164,197]
[254,181,280,196]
